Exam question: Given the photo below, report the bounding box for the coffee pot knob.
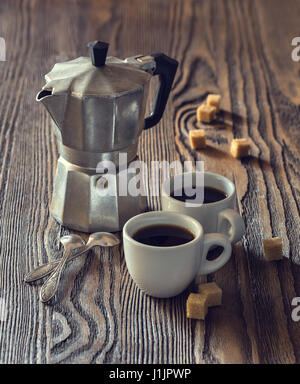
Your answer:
[87,41,109,67]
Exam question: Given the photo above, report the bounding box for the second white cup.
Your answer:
[161,172,245,243]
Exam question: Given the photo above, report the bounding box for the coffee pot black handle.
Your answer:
[144,53,178,130]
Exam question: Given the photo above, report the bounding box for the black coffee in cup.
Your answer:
[132,224,194,247]
[170,186,227,204]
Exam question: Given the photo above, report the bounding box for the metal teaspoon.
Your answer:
[24,235,85,283]
[24,232,120,283]
[39,232,120,302]
[39,235,86,302]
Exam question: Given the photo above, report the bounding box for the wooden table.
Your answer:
[0,0,299,364]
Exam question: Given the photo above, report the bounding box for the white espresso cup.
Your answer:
[123,211,232,298]
[161,172,245,243]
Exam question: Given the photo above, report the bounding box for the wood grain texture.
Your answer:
[0,0,299,364]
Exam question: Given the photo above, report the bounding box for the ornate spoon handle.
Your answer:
[24,260,60,283]
[40,247,80,303]
[24,246,87,283]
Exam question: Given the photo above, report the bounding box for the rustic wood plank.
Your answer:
[0,0,299,364]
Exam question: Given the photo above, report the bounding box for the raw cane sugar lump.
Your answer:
[196,103,217,123]
[197,282,222,307]
[263,237,283,261]
[189,129,206,149]
[207,94,221,113]
[230,138,251,159]
[186,293,208,320]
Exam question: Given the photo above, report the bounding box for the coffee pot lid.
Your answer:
[42,41,151,98]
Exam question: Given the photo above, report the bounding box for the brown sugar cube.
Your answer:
[197,282,222,307]
[186,293,208,320]
[196,103,217,123]
[263,237,283,261]
[207,94,221,112]
[189,129,206,149]
[230,138,251,158]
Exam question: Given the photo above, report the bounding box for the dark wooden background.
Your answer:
[0,0,299,364]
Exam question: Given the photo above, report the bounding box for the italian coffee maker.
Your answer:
[37,41,178,232]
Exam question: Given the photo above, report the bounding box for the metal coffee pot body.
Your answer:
[37,41,178,232]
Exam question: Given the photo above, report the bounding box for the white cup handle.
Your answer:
[199,233,232,275]
[217,208,245,243]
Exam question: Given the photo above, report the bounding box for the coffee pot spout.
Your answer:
[36,89,66,131]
